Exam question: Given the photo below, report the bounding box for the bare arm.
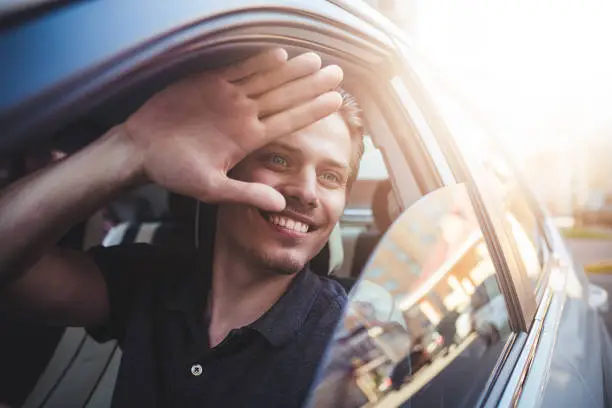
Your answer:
[0,128,140,326]
[0,48,342,328]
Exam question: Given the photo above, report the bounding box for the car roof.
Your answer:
[0,0,397,154]
[0,0,392,111]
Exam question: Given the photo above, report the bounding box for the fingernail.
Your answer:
[323,65,344,81]
[271,48,288,61]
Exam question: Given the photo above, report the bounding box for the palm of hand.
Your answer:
[123,49,343,211]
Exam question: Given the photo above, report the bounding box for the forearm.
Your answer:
[0,125,143,286]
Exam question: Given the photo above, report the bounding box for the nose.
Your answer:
[279,168,319,209]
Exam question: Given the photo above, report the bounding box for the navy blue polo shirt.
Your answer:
[87,243,347,408]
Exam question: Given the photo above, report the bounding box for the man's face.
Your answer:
[217,112,353,274]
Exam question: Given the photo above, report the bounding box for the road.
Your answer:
[565,238,612,268]
[565,237,612,336]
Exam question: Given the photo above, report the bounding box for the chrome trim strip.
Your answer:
[507,288,553,407]
[478,332,522,406]
[480,332,529,408]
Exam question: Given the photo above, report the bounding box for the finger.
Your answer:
[219,48,288,82]
[262,91,343,140]
[211,178,286,212]
[238,52,322,97]
[257,65,343,117]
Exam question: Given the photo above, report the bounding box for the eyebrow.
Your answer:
[267,141,350,171]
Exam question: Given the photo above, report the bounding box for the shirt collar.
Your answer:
[160,255,323,347]
[248,267,322,347]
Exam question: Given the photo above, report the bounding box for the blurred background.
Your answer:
[365,0,612,221]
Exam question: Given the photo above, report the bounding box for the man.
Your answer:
[0,48,364,407]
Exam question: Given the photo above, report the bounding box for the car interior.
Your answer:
[0,41,435,408]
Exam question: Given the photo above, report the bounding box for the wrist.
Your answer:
[99,124,147,188]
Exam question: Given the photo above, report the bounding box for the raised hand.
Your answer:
[123,48,343,211]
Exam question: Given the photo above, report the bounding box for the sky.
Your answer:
[404,0,612,156]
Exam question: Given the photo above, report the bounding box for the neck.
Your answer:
[207,234,297,347]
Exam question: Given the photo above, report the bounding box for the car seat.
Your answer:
[0,315,64,407]
[349,180,394,278]
[19,221,131,408]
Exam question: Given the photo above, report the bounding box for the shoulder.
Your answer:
[305,275,347,330]
[316,276,347,311]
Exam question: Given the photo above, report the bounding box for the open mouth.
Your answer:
[260,211,314,234]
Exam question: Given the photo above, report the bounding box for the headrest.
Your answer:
[310,223,344,276]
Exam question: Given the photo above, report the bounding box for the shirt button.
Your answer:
[191,364,203,377]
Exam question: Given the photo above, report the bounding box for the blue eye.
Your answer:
[320,172,340,183]
[269,154,287,166]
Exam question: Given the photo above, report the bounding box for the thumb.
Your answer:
[211,177,286,212]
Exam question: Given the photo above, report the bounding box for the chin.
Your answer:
[265,253,307,275]
[250,247,308,275]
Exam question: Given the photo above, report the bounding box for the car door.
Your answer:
[302,14,534,403]
[309,181,520,408]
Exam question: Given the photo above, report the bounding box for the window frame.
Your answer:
[0,9,419,408]
[388,41,545,408]
[393,41,555,306]
[477,140,556,303]
[1,3,547,406]
[390,76,535,332]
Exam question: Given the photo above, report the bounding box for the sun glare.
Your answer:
[408,0,612,155]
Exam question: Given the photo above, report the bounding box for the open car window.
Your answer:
[338,134,399,278]
[309,183,512,408]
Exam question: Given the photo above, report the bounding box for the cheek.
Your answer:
[321,192,346,225]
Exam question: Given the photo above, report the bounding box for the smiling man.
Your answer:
[0,49,363,408]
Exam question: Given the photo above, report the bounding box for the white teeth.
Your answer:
[267,215,310,233]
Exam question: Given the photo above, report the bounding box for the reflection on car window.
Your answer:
[478,141,548,288]
[415,70,550,290]
[309,184,511,408]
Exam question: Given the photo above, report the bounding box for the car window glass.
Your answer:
[357,136,389,181]
[338,136,397,278]
[309,183,511,408]
[408,61,550,290]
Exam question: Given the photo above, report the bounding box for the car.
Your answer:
[387,341,431,391]
[468,275,512,346]
[574,190,612,228]
[2,1,612,408]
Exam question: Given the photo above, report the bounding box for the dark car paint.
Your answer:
[0,0,392,154]
[4,1,612,408]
